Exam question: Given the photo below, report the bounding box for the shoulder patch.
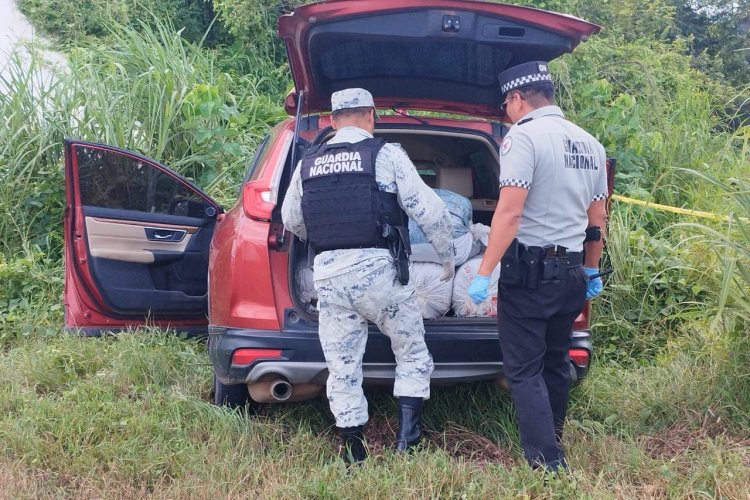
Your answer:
[500,136,512,156]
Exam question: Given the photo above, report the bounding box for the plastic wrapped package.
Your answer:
[452,256,501,317]
[470,222,490,248]
[409,189,481,266]
[410,231,480,267]
[409,188,473,243]
[411,262,454,319]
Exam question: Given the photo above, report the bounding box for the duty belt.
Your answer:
[500,239,584,289]
[529,245,584,268]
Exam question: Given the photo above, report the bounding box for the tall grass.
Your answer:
[596,204,717,361]
[678,169,750,330]
[0,18,286,262]
[593,159,748,361]
[0,49,68,256]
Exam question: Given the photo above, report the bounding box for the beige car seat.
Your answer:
[436,167,473,198]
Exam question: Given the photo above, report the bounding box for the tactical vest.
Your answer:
[300,138,407,252]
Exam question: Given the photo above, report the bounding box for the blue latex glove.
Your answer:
[583,267,603,300]
[468,274,491,304]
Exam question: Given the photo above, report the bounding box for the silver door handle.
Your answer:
[145,227,187,242]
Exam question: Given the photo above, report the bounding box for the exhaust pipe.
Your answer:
[270,379,292,401]
[248,375,323,403]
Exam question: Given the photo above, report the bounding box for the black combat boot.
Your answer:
[337,425,367,465]
[394,396,423,452]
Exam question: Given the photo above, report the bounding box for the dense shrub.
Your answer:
[0,248,62,347]
[19,0,227,46]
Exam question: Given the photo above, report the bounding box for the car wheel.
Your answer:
[212,373,253,410]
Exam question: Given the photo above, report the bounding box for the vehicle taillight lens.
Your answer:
[231,348,282,365]
[242,180,275,221]
[568,348,590,366]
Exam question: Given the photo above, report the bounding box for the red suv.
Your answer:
[64,0,610,407]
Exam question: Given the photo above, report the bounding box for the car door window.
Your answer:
[76,146,209,218]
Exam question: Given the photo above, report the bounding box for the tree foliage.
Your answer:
[212,0,305,62]
[674,0,750,86]
[19,0,228,46]
[506,0,750,87]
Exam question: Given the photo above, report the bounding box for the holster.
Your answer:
[500,239,540,289]
[383,224,411,285]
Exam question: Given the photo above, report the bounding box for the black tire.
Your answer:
[212,373,252,410]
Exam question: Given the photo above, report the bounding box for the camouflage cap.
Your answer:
[331,88,375,111]
[497,61,553,97]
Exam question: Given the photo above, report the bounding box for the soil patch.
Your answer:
[641,416,750,465]
[328,413,516,466]
[425,422,516,467]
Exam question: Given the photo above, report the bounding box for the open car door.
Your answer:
[63,139,223,335]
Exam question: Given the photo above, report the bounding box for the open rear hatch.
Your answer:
[278,0,600,118]
[288,124,502,321]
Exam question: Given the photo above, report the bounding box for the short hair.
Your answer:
[331,107,373,121]
[516,82,556,106]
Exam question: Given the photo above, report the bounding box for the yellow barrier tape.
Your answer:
[611,194,741,223]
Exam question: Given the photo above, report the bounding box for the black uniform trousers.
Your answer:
[497,265,587,469]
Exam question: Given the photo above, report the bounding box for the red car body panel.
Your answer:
[208,121,298,331]
[207,214,294,331]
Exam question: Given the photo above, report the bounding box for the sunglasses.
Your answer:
[500,93,513,113]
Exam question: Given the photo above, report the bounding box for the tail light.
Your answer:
[568,348,590,366]
[231,348,282,365]
[242,180,276,221]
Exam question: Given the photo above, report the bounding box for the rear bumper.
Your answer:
[208,320,592,386]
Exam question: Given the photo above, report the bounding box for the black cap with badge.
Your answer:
[497,61,554,98]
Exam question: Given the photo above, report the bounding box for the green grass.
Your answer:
[0,246,63,347]
[0,19,286,260]
[0,330,747,498]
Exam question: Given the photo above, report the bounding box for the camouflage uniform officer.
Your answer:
[281,88,454,464]
[467,62,609,472]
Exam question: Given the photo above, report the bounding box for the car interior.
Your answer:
[287,126,501,318]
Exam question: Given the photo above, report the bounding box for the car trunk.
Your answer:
[279,0,600,118]
[286,123,503,324]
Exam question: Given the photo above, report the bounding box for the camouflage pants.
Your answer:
[315,261,434,428]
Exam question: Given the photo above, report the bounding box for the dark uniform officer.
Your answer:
[281,88,454,465]
[467,62,608,471]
